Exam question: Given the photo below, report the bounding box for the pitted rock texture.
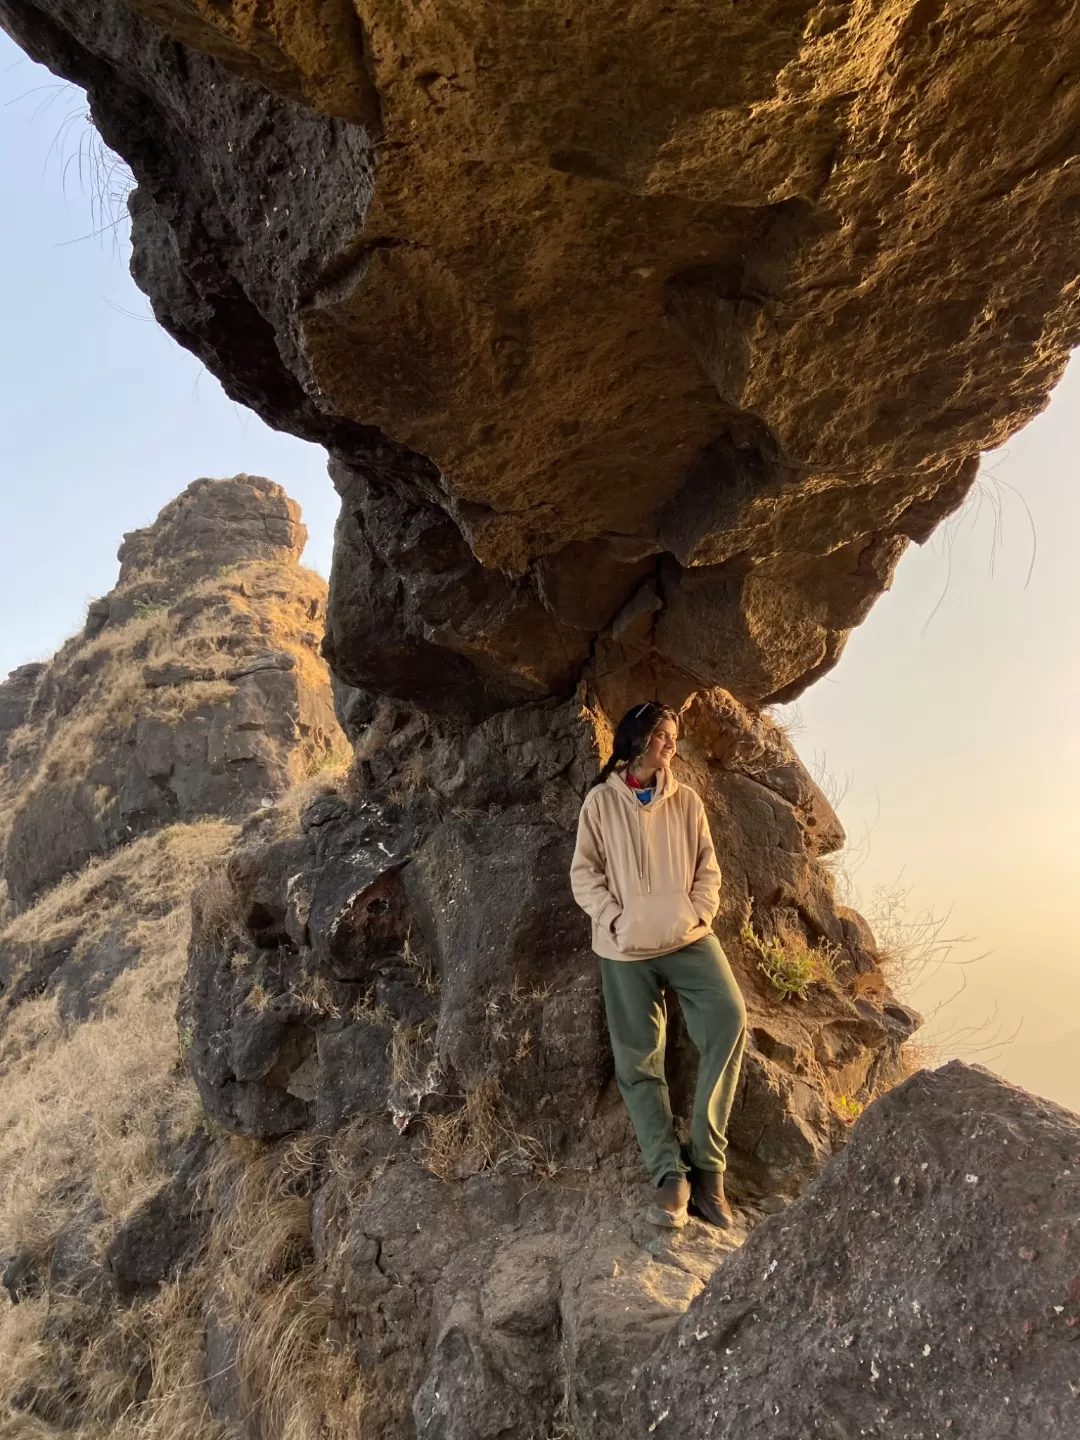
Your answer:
[638,1061,1080,1440]
[177,685,923,1436]
[5,2,1080,712]
[0,475,340,904]
[186,692,915,1203]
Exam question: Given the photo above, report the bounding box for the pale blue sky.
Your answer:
[2,33,1077,1094]
[0,34,335,674]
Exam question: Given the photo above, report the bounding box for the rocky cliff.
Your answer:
[2,2,1080,1436]
[0,473,342,1054]
[0,474,339,907]
[0,477,349,1434]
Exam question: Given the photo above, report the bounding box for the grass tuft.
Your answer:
[421,1077,558,1181]
[741,922,841,1002]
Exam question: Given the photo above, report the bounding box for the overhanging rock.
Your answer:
[2,1,1079,711]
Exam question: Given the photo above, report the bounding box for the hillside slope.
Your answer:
[0,476,349,1437]
[0,474,339,910]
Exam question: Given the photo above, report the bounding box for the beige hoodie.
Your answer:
[569,768,722,961]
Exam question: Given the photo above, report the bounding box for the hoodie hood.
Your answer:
[604,764,679,808]
[604,765,679,890]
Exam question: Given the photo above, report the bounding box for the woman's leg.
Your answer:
[656,934,747,1173]
[600,957,686,1184]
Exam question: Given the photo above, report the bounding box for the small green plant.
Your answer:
[132,598,167,619]
[201,1110,228,1141]
[834,1094,863,1123]
[178,1021,195,1056]
[741,922,840,1001]
[306,741,353,778]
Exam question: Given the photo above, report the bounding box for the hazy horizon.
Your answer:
[2,33,1076,1109]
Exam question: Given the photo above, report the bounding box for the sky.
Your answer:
[0,35,336,673]
[2,34,1077,1106]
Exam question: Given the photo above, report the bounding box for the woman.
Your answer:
[570,702,746,1229]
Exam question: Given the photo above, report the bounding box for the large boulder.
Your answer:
[638,1061,1080,1439]
[3,2,1080,710]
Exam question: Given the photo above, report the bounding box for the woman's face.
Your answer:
[641,717,678,770]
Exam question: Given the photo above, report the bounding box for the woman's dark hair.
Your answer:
[590,702,679,788]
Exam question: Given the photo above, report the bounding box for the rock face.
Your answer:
[185,689,914,1183]
[639,1061,1080,1440]
[177,682,920,1437]
[0,475,340,904]
[4,2,1080,713]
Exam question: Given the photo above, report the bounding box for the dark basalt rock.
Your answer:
[637,1061,1080,1440]
[6,0,1076,715]
[107,1132,212,1296]
[2,1249,42,1304]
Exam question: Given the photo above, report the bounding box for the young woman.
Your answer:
[570,701,746,1229]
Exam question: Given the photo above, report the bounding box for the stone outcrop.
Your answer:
[174,682,919,1437]
[4,2,1080,715]
[0,475,340,905]
[1,3,1078,1434]
[639,1061,1080,1439]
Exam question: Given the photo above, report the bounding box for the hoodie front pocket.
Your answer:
[614,892,698,956]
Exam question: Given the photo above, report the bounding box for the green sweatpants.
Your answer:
[601,933,746,1185]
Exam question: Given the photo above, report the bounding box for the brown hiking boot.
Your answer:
[689,1167,734,1229]
[645,1173,690,1229]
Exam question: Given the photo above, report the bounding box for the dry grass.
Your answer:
[189,864,246,951]
[390,1018,438,1094]
[0,820,235,969]
[290,973,343,1019]
[741,922,841,1002]
[422,1077,558,1182]
[256,762,355,845]
[0,1135,373,1440]
[0,824,236,1259]
[0,560,341,877]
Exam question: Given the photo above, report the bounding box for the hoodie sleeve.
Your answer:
[689,798,722,926]
[570,794,623,934]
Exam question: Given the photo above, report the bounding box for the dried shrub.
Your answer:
[422,1078,557,1181]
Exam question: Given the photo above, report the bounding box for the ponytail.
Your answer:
[590,754,620,789]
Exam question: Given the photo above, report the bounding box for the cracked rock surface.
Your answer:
[638,1062,1080,1440]
[0,475,340,905]
[4,1,1080,710]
